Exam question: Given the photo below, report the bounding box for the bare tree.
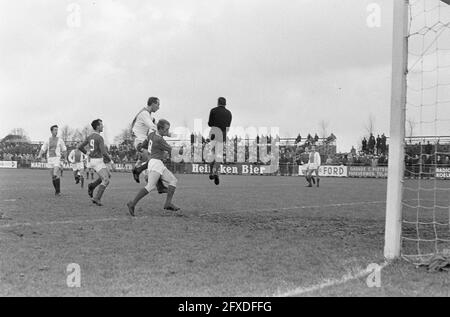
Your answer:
[364,114,376,136]
[406,118,416,143]
[9,128,29,141]
[81,125,92,139]
[114,124,134,145]
[71,129,83,142]
[60,125,73,143]
[319,120,329,139]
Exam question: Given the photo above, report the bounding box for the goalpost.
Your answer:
[385,0,450,263]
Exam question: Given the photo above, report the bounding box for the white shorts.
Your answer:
[88,158,107,173]
[148,159,166,175]
[207,140,225,161]
[47,157,62,169]
[307,163,319,171]
[145,159,177,191]
[72,162,84,171]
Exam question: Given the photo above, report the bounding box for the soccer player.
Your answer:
[38,125,67,196]
[305,145,321,188]
[86,166,95,180]
[127,119,180,217]
[131,97,159,183]
[68,146,87,188]
[207,97,232,185]
[78,119,112,206]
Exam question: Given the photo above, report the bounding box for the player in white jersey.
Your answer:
[131,97,159,183]
[68,146,87,188]
[38,125,67,195]
[305,145,321,188]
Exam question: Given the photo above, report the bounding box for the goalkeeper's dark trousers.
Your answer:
[134,161,148,175]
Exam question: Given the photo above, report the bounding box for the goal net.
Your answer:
[385,0,450,264]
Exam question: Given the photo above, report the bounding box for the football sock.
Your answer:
[90,178,102,189]
[95,185,106,201]
[164,186,176,207]
[55,178,61,193]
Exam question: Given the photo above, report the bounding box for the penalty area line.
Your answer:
[273,261,389,297]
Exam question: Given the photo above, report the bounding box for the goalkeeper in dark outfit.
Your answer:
[207,97,232,185]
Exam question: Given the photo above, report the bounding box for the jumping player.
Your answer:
[68,146,87,188]
[127,119,180,217]
[131,97,159,183]
[78,119,112,206]
[305,145,321,188]
[38,125,67,195]
[207,97,232,185]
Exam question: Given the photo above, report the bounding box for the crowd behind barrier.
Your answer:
[1,135,450,178]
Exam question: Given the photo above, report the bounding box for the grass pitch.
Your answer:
[0,169,448,296]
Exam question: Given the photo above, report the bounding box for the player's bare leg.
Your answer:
[209,160,220,185]
[92,168,110,206]
[127,170,159,216]
[73,170,79,184]
[315,170,320,187]
[305,169,313,187]
[127,188,148,217]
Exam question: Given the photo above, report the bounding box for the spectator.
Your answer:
[368,133,376,154]
[376,135,381,155]
[362,137,367,153]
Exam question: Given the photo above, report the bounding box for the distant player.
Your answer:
[86,165,95,180]
[305,145,321,188]
[78,119,112,206]
[127,119,180,217]
[68,146,87,188]
[207,97,232,185]
[38,125,67,196]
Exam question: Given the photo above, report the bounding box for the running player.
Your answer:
[68,146,87,188]
[305,145,321,188]
[38,125,67,196]
[78,119,112,206]
[127,119,180,217]
[207,97,232,185]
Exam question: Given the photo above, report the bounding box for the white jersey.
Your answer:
[68,149,86,163]
[131,108,157,142]
[39,137,67,159]
[308,151,321,169]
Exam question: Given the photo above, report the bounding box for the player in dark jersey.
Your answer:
[127,119,180,216]
[207,97,232,185]
[78,119,112,206]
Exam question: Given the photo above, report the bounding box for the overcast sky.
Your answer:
[2,0,446,152]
